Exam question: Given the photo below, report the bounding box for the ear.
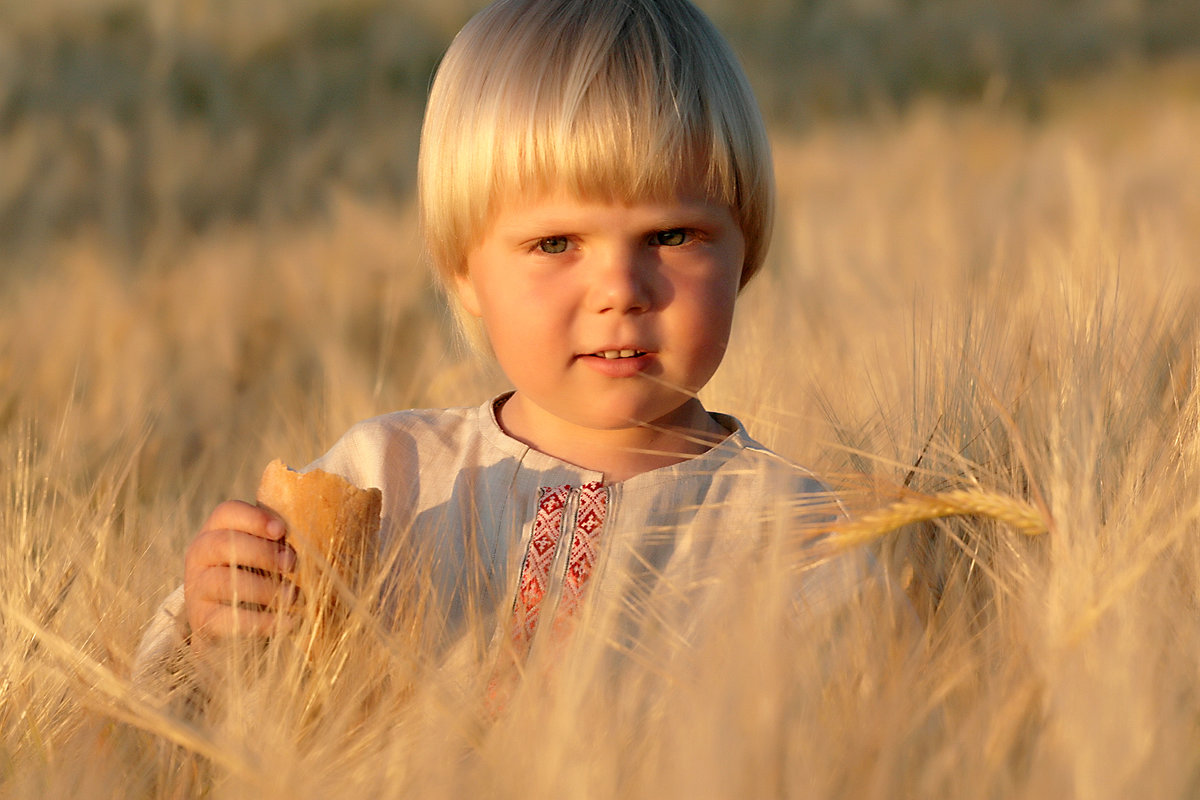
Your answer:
[454,271,484,318]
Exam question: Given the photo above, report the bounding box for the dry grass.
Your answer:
[831,489,1050,548]
[4,21,1200,798]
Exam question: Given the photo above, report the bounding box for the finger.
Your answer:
[187,528,296,576]
[190,564,301,610]
[191,602,300,642]
[187,570,301,644]
[203,499,287,542]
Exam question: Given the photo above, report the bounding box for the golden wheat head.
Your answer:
[830,489,1050,549]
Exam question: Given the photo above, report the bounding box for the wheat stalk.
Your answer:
[829,489,1050,549]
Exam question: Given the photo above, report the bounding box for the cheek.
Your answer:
[692,276,739,337]
[671,281,738,377]
[474,280,558,353]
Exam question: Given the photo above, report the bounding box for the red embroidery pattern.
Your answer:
[551,481,608,638]
[488,482,610,716]
[509,485,570,653]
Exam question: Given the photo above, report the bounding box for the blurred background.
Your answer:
[3,0,1199,270]
[6,5,1200,796]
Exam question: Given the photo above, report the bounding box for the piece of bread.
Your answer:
[255,459,382,595]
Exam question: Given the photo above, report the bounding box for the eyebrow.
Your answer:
[494,202,731,235]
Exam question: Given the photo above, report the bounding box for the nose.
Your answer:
[586,245,653,314]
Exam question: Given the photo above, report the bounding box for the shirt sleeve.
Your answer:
[130,584,188,685]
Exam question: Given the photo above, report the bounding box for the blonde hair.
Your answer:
[418,0,774,313]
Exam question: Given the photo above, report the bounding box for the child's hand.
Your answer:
[184,500,299,654]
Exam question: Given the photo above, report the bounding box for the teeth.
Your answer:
[598,349,640,359]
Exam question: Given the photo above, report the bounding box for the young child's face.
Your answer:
[457,179,745,439]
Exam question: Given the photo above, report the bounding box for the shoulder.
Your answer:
[617,411,841,542]
[306,404,483,491]
[704,412,837,511]
[706,419,907,618]
[335,405,477,449]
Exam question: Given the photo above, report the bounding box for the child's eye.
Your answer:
[536,236,570,254]
[651,229,690,247]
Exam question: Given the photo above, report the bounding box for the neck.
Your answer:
[496,395,730,483]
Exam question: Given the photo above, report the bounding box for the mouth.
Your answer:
[588,349,649,360]
[577,347,655,377]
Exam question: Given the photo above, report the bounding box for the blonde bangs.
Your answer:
[496,97,739,215]
[419,0,773,298]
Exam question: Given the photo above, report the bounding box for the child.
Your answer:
[136,0,862,683]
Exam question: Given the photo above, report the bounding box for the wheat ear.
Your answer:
[830,489,1049,549]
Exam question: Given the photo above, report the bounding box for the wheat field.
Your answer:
[4,2,1200,797]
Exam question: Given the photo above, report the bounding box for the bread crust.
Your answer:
[256,458,382,594]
